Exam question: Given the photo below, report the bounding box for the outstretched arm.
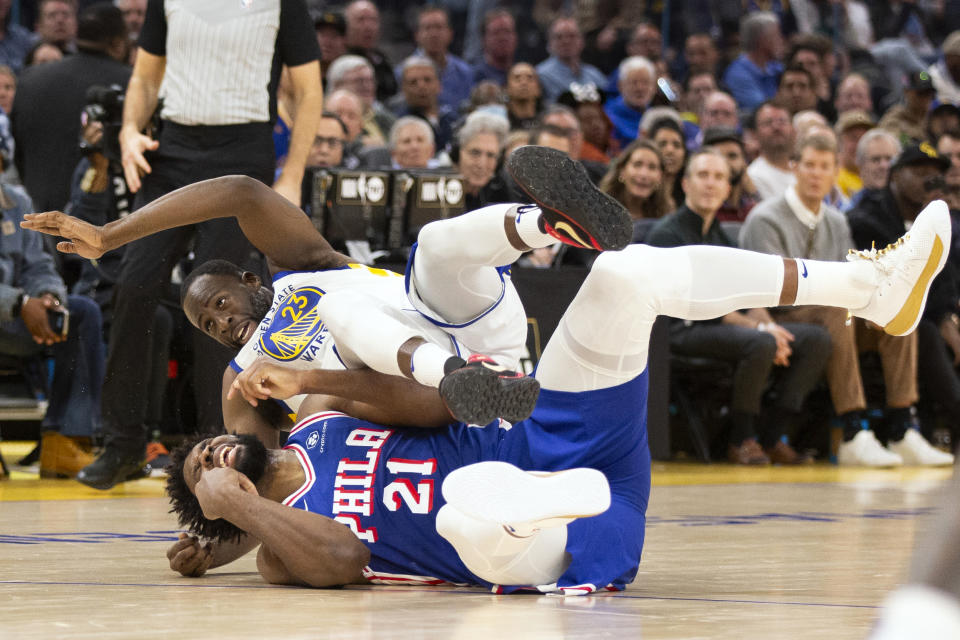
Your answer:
[21,175,351,273]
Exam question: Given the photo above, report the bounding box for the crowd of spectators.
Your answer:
[3,0,960,480]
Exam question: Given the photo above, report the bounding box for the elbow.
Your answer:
[219,174,267,199]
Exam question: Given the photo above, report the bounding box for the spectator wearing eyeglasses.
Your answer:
[747,101,796,201]
[327,55,395,149]
[307,113,349,170]
[454,110,510,210]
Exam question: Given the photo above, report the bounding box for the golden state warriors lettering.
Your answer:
[259,287,326,360]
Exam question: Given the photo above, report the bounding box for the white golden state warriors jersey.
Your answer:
[230,264,456,415]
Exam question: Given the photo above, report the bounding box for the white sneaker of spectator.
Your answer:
[837,430,903,467]
[887,429,955,466]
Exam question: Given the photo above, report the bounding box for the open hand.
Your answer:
[120,127,158,193]
[21,212,107,258]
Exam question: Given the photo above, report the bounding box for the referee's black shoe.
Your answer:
[76,445,146,490]
[507,145,632,251]
[439,355,540,425]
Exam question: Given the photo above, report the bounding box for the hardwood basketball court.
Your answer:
[0,440,950,639]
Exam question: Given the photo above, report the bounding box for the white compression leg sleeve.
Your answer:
[412,203,550,324]
[537,244,886,392]
[435,504,570,587]
[316,289,449,380]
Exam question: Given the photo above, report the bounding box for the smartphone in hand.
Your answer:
[46,307,70,337]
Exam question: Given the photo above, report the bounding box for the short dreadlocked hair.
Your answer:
[165,434,248,544]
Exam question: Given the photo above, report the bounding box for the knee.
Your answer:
[66,295,102,325]
[804,325,833,356]
[315,290,372,332]
[415,220,453,263]
[743,330,777,363]
[589,248,653,298]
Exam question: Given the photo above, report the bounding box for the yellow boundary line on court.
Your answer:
[0,442,952,502]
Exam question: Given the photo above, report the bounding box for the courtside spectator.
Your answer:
[408,6,473,112]
[389,56,457,152]
[747,101,796,201]
[723,12,784,113]
[879,71,936,144]
[605,56,656,147]
[648,149,831,465]
[471,9,517,87]
[536,16,605,102]
[344,0,396,102]
[600,138,673,220]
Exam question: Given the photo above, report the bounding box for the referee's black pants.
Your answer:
[102,121,274,452]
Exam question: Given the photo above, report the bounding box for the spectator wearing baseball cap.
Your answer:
[835,110,875,198]
[927,103,960,143]
[314,10,347,82]
[878,71,937,145]
[702,127,760,222]
[927,30,960,105]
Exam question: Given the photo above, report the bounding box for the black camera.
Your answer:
[80,84,125,165]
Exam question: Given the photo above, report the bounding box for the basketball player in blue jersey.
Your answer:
[159,148,951,594]
[21,148,634,459]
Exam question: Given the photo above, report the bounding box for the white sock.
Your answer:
[794,258,876,309]
[512,205,554,249]
[410,342,455,388]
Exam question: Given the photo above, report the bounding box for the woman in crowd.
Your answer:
[454,110,511,210]
[648,117,687,208]
[558,83,618,163]
[599,138,673,221]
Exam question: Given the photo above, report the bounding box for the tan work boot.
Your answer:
[40,432,96,478]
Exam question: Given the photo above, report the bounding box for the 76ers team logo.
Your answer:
[259,287,326,360]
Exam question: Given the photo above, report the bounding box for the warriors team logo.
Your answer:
[259,287,326,360]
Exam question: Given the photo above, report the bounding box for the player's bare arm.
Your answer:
[166,532,259,578]
[21,176,351,275]
[222,367,293,450]
[195,466,369,587]
[230,360,454,429]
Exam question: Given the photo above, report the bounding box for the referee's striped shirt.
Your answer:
[138,0,318,126]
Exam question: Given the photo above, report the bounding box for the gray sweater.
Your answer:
[739,194,854,262]
[0,183,67,322]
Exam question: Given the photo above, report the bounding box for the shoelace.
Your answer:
[843,236,912,325]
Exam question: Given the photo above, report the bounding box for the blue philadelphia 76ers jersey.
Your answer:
[282,411,502,587]
[280,371,652,594]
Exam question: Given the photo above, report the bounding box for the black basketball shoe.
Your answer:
[439,355,541,425]
[507,145,632,251]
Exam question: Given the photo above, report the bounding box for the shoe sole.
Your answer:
[442,461,611,527]
[440,367,540,425]
[883,200,950,336]
[507,146,632,251]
